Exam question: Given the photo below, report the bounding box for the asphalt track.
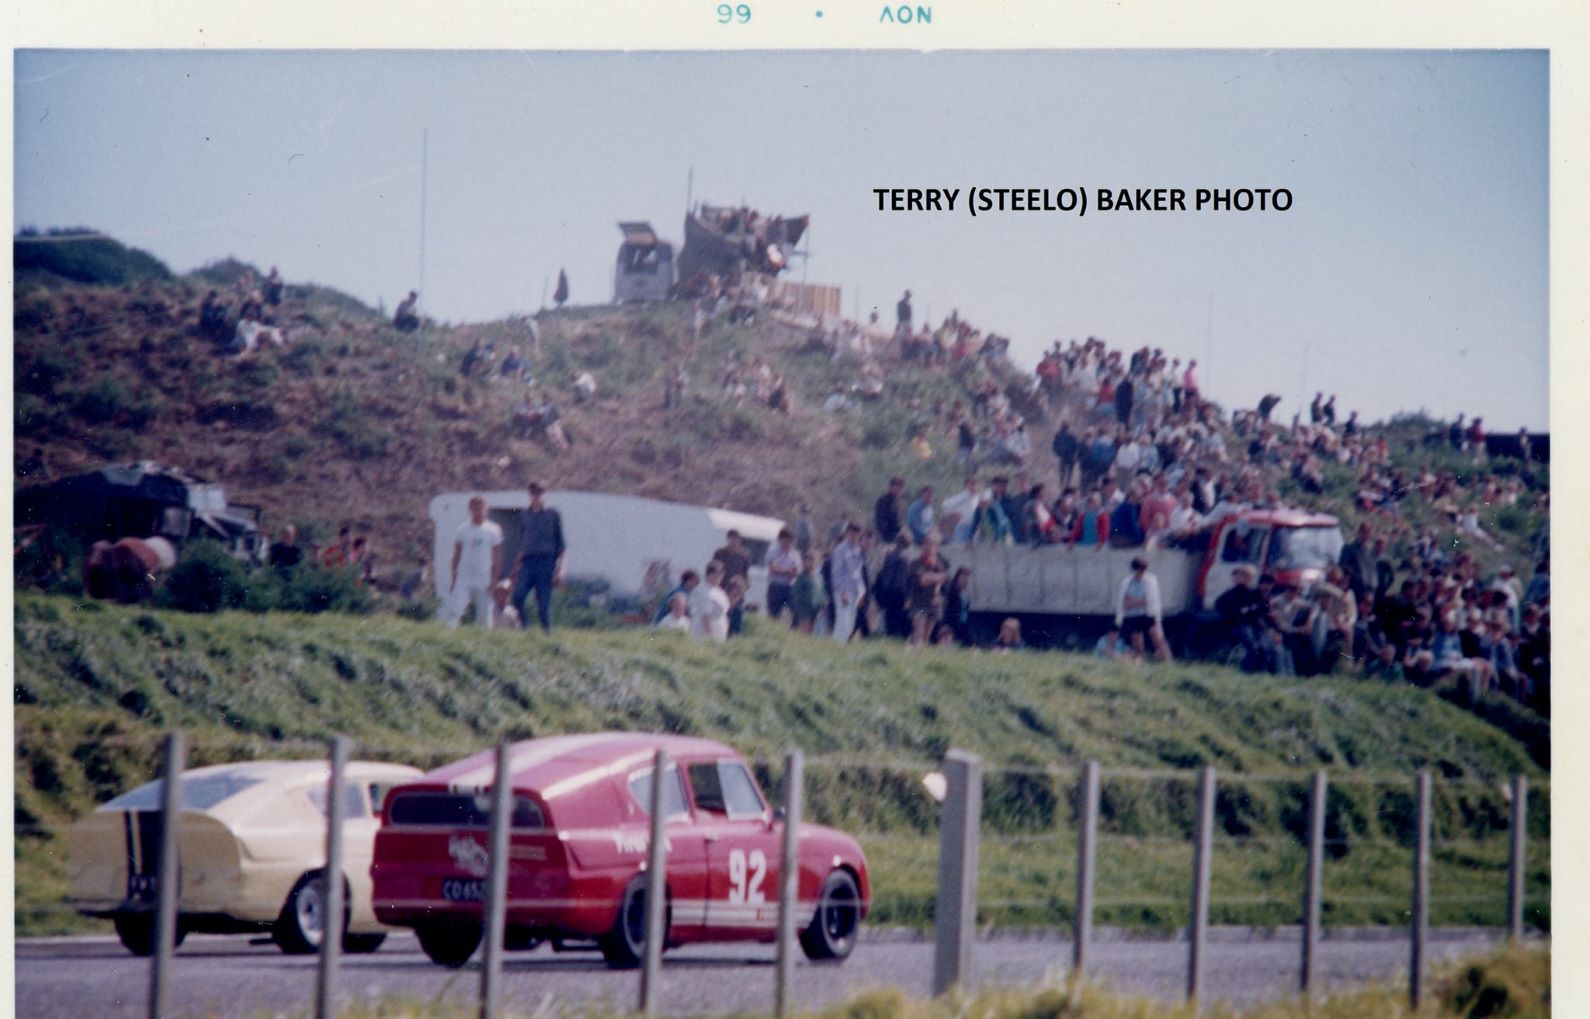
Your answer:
[16,928,1508,1017]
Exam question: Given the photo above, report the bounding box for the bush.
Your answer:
[69,377,158,428]
[14,228,173,286]
[162,541,251,613]
[276,564,374,615]
[320,389,390,460]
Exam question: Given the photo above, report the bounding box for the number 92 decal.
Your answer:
[727,848,766,904]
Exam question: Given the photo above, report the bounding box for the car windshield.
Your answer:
[1266,526,1345,571]
[104,773,264,811]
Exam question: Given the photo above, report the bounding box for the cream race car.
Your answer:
[68,759,421,956]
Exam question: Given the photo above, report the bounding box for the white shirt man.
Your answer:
[941,479,983,544]
[445,497,503,627]
[690,564,731,643]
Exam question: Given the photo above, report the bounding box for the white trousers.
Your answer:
[444,583,494,627]
[832,597,859,644]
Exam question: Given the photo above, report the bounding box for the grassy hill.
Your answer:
[14,594,1549,936]
[15,236,1546,581]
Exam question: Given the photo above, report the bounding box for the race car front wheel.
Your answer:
[114,913,187,957]
[600,876,669,969]
[799,870,861,962]
[416,919,483,968]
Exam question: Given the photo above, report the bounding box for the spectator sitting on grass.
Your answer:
[653,569,700,625]
[655,592,691,633]
[394,290,420,331]
[993,617,1025,653]
[1094,624,1131,660]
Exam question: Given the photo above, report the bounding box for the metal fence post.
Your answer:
[1411,770,1431,1010]
[150,730,186,1019]
[480,740,513,1019]
[1301,771,1326,995]
[932,749,983,997]
[774,749,805,1018]
[638,749,670,1016]
[1073,761,1100,979]
[1507,773,1528,943]
[1187,764,1216,1005]
[315,735,350,1019]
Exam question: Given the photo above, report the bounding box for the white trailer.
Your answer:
[428,490,785,610]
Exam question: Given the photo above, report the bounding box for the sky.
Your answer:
[13,49,1549,430]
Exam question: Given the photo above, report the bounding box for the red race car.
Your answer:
[371,732,870,968]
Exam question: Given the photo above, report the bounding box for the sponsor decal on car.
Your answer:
[448,834,490,877]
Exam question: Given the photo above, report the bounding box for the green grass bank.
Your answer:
[14,594,1549,936]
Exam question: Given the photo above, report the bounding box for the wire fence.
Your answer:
[23,731,1548,1018]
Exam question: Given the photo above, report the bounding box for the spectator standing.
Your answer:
[873,533,914,638]
[791,553,825,634]
[765,529,801,622]
[1115,556,1171,661]
[830,524,868,643]
[942,567,973,646]
[906,535,950,647]
[444,495,504,628]
[794,503,816,555]
[510,481,566,633]
[874,477,905,543]
[690,561,731,643]
[906,486,936,544]
[712,530,753,635]
[895,289,913,337]
[942,477,981,543]
[1051,421,1079,490]
[268,524,304,572]
[1338,522,1375,599]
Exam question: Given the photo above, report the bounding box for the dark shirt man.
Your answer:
[1051,423,1079,489]
[511,482,566,632]
[873,533,913,639]
[895,290,913,331]
[712,530,753,635]
[1338,523,1374,598]
[1114,376,1134,428]
[874,478,905,542]
[1109,496,1144,548]
[268,524,305,572]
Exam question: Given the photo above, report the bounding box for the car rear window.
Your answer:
[387,791,546,829]
[104,774,264,812]
[627,765,690,819]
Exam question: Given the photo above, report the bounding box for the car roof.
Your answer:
[424,732,740,800]
[169,759,423,785]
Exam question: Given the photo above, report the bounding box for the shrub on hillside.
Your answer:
[14,228,173,286]
[69,377,158,428]
[320,389,390,459]
[161,541,251,613]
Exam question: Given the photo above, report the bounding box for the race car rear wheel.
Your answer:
[799,870,861,962]
[114,913,186,957]
[600,876,668,969]
[416,918,483,968]
[275,872,335,955]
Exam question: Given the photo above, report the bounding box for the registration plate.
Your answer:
[441,878,485,902]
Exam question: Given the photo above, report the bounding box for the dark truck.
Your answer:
[15,460,263,560]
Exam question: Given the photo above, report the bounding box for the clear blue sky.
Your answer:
[14,49,1548,430]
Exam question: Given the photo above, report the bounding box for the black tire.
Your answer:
[416,918,483,969]
[600,876,666,969]
[342,932,387,954]
[114,913,186,957]
[799,870,861,962]
[273,872,347,955]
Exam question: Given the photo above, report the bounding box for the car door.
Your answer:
[623,760,710,938]
[687,758,781,938]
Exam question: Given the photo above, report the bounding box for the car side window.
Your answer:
[628,765,690,820]
[717,761,766,819]
[307,783,367,819]
[687,762,727,814]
